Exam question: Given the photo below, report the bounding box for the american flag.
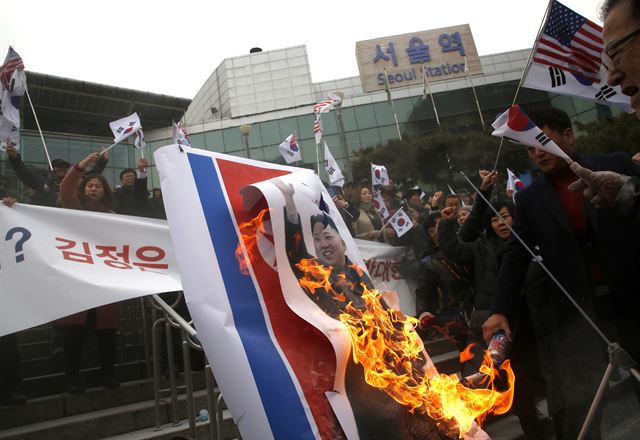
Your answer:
[532,0,603,84]
[0,46,25,91]
[312,95,341,145]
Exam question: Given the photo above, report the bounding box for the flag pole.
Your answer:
[21,72,53,170]
[315,142,320,175]
[463,57,485,130]
[421,65,441,129]
[383,68,402,141]
[492,0,554,170]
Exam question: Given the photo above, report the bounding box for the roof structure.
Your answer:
[21,71,191,138]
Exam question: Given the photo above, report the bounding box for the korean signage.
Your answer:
[356,24,483,93]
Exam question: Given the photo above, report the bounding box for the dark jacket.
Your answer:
[438,194,506,311]
[414,238,473,316]
[114,176,150,217]
[491,152,640,319]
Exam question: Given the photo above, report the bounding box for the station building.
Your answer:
[7,24,621,192]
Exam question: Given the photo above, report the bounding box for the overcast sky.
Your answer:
[0,0,603,99]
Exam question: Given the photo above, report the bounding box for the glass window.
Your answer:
[277,117,300,139]
[372,102,395,126]
[395,97,419,123]
[263,145,281,163]
[353,105,377,129]
[321,134,341,158]
[20,136,45,163]
[379,125,399,145]
[44,137,69,162]
[359,128,381,148]
[110,145,130,170]
[188,133,205,148]
[258,120,281,145]
[223,127,242,152]
[345,131,362,154]
[339,107,358,132]
[204,130,224,151]
[296,115,314,139]
[69,139,92,164]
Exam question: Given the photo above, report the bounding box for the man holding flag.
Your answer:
[484,107,640,439]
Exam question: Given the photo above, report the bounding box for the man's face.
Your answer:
[312,222,346,271]
[444,196,461,211]
[121,171,135,188]
[527,125,573,175]
[604,1,640,118]
[408,194,420,206]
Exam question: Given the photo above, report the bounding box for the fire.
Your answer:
[235,208,271,275]
[235,209,515,438]
[459,343,476,363]
[340,287,514,438]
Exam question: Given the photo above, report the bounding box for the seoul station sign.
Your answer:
[356,24,483,93]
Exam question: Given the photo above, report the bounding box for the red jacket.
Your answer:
[55,164,121,329]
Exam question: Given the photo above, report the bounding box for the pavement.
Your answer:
[482,369,640,440]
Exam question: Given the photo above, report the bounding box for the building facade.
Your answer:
[5,33,623,193]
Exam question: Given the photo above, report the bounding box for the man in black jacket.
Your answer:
[483,107,640,439]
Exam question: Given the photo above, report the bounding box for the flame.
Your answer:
[235,209,515,438]
[459,343,476,363]
[235,208,271,275]
[340,288,514,438]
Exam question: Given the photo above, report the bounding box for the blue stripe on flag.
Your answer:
[187,153,315,440]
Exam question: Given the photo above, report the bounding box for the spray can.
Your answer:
[488,330,512,367]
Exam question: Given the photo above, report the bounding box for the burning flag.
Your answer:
[155,146,514,440]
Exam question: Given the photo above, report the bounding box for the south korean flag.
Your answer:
[388,208,413,237]
[371,163,390,186]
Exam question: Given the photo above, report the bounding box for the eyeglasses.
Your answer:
[601,27,640,71]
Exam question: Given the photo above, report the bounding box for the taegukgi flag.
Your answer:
[491,105,570,160]
[134,129,146,149]
[0,46,25,151]
[506,168,526,193]
[279,132,301,164]
[323,142,344,187]
[154,145,440,440]
[387,208,414,238]
[0,203,182,336]
[522,0,630,109]
[371,163,390,186]
[372,191,390,221]
[172,121,191,147]
[109,112,141,144]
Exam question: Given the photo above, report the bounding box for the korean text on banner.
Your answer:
[0,204,182,336]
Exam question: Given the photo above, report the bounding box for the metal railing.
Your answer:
[147,293,234,440]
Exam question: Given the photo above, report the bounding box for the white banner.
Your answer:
[355,239,416,316]
[0,204,182,336]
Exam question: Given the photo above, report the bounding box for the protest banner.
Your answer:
[0,203,181,336]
